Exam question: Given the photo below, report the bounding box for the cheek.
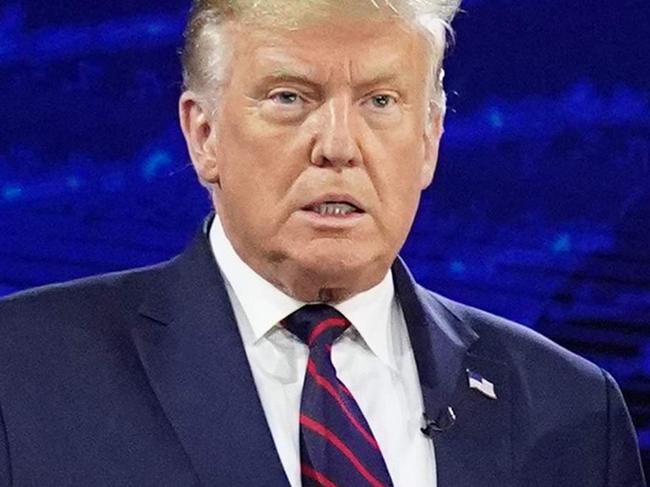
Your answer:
[369,138,426,234]
[216,120,303,227]
[218,113,278,186]
[372,132,427,191]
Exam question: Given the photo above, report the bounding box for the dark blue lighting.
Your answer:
[445,83,650,147]
[487,107,505,129]
[639,430,650,450]
[0,12,185,66]
[552,233,572,253]
[101,173,126,192]
[66,176,82,190]
[142,150,173,181]
[2,184,23,201]
[449,260,467,275]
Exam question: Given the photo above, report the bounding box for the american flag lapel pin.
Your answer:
[467,369,497,400]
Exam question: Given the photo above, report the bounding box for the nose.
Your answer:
[310,96,362,169]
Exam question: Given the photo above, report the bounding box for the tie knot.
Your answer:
[283,304,350,348]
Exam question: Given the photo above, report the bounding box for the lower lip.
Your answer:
[296,209,367,227]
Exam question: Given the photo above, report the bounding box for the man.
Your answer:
[0,0,645,486]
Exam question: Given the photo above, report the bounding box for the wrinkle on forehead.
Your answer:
[234,17,428,92]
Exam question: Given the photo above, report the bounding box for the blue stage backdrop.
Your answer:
[1,0,649,474]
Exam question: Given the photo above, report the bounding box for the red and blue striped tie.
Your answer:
[283,304,394,487]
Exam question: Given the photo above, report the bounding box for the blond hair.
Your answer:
[181,0,461,112]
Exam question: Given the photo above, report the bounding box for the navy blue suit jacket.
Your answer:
[0,221,645,486]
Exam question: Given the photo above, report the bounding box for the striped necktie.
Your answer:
[283,304,394,487]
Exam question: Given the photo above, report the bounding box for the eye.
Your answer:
[369,94,397,109]
[269,90,302,105]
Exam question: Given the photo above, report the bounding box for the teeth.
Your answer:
[315,203,357,216]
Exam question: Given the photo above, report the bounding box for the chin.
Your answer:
[289,244,391,297]
[302,244,371,272]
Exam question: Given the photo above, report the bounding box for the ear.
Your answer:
[420,106,443,189]
[179,91,220,187]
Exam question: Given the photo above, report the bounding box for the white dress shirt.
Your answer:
[209,216,437,487]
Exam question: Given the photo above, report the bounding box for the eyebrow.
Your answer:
[257,70,406,95]
[258,71,322,92]
[354,73,405,92]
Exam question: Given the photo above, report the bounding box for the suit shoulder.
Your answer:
[0,259,172,327]
[426,289,605,381]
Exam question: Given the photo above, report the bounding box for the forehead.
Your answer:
[227,17,433,85]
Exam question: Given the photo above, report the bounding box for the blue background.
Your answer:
[1,0,649,474]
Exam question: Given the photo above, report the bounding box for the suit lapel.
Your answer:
[393,259,514,487]
[434,353,513,487]
[129,218,513,486]
[132,226,289,486]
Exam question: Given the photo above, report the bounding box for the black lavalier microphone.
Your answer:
[421,406,456,437]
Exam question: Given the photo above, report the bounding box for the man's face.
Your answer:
[181,15,443,302]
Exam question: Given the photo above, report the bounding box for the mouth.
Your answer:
[302,196,366,218]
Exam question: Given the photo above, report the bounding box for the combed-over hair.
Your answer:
[181,0,462,112]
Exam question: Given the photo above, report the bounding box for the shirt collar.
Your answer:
[209,215,399,371]
[333,271,397,371]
